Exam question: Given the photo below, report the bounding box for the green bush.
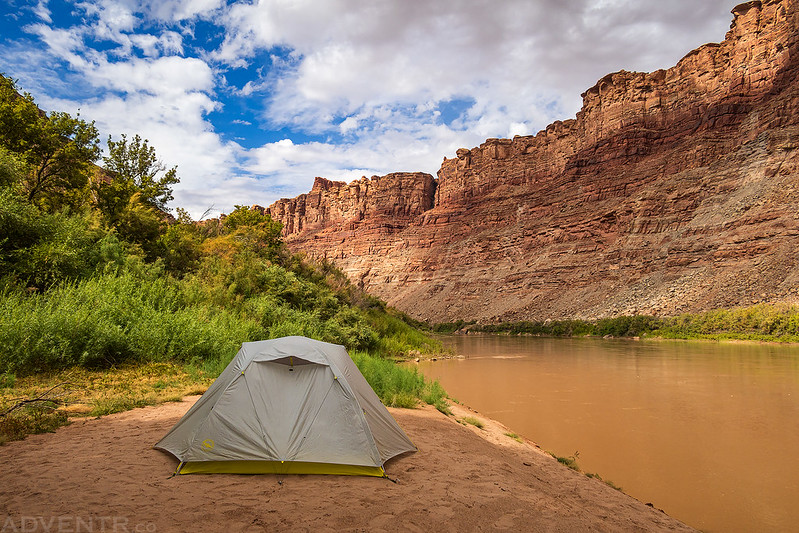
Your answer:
[0,147,24,189]
[0,372,14,388]
[0,188,109,288]
[421,380,449,414]
[367,309,442,356]
[461,416,484,429]
[466,315,663,338]
[654,304,799,342]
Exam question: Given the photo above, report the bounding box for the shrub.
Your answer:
[0,402,69,444]
[0,188,108,288]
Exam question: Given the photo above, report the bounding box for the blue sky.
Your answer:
[0,0,734,218]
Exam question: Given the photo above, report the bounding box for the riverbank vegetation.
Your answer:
[438,304,799,343]
[0,74,445,443]
[548,451,623,491]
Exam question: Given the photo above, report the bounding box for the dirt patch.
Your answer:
[0,396,695,532]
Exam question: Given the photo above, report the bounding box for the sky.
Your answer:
[0,0,735,218]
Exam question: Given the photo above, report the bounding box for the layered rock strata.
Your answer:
[268,0,799,323]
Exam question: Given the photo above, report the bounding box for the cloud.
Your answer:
[78,0,137,42]
[24,23,90,71]
[222,0,731,213]
[141,0,224,22]
[88,56,215,95]
[33,1,52,23]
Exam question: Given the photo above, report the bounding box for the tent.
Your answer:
[155,336,416,476]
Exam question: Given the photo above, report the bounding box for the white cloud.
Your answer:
[141,0,224,22]
[79,0,137,40]
[33,1,52,23]
[128,31,184,56]
[88,56,215,96]
[339,116,359,134]
[508,122,530,138]
[25,23,90,71]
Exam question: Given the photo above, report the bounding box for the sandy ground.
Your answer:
[0,397,695,532]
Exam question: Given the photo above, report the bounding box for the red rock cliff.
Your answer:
[268,171,435,237]
[269,0,799,323]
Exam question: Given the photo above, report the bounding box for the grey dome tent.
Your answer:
[155,336,416,476]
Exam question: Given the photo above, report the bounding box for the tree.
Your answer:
[202,206,284,262]
[0,76,41,154]
[223,205,273,230]
[114,192,167,261]
[25,111,100,209]
[0,146,24,189]
[159,209,203,276]
[0,75,100,209]
[98,134,179,224]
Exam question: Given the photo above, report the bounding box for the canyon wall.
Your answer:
[267,0,799,323]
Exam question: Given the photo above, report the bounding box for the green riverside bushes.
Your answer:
[459,305,799,343]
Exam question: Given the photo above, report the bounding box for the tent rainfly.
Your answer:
[155,336,417,476]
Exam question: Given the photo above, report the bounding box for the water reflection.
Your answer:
[417,336,799,533]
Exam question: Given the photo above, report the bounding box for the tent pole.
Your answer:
[167,461,185,479]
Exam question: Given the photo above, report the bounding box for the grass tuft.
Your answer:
[550,451,581,471]
[504,431,523,443]
[461,416,484,429]
[586,472,623,491]
[0,373,15,389]
[90,393,159,416]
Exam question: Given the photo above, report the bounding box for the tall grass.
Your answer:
[365,308,442,356]
[0,260,446,377]
[0,403,68,445]
[0,272,262,374]
[350,351,447,410]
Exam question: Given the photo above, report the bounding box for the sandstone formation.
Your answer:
[268,0,799,323]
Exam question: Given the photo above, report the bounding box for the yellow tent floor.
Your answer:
[179,460,385,477]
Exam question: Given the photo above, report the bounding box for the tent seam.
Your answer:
[286,375,337,463]
[242,365,276,459]
[328,360,384,467]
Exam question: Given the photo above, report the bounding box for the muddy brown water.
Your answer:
[417,335,799,533]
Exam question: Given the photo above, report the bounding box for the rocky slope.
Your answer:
[267,0,799,323]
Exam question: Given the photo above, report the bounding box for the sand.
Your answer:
[0,397,695,532]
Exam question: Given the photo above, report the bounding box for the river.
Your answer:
[416,335,799,533]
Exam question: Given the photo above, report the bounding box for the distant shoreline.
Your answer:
[436,329,799,346]
[431,305,799,345]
